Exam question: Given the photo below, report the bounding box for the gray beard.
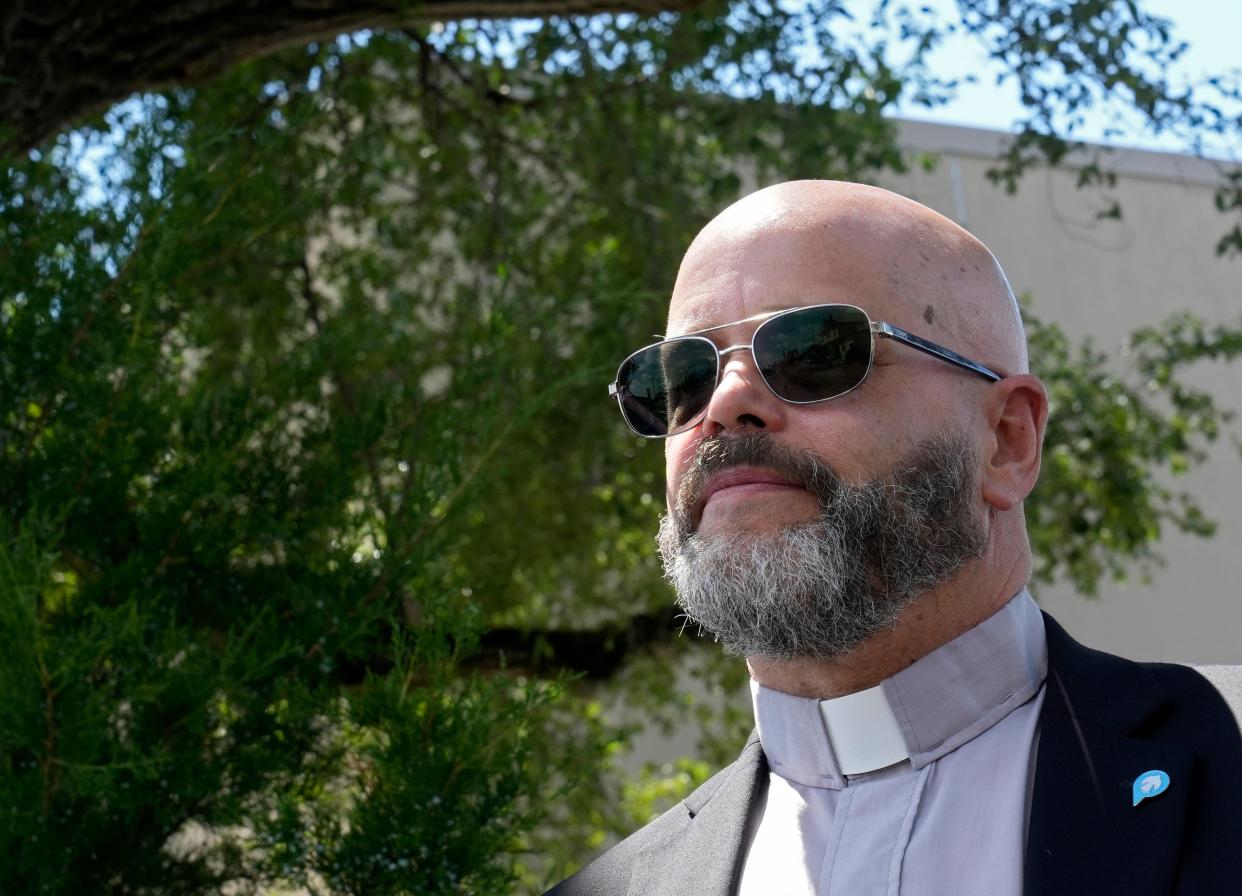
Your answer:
[657,432,988,661]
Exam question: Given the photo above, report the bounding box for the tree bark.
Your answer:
[1,0,703,153]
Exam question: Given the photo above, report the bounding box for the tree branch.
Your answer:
[467,606,688,680]
[1,0,708,153]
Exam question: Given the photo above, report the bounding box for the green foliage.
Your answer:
[620,757,713,829]
[1,2,1240,892]
[1028,306,1242,594]
[1,50,627,892]
[1214,171,1242,257]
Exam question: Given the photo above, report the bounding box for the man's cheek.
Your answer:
[672,428,705,462]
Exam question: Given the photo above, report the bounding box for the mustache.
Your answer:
[672,433,843,531]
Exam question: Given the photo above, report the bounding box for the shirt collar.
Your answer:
[752,589,1048,789]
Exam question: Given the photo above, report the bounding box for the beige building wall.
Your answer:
[881,119,1242,664]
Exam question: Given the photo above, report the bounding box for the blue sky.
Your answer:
[886,0,1241,157]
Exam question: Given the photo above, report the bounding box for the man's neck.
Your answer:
[746,577,1022,700]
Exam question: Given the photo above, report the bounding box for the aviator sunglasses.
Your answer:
[608,303,1003,438]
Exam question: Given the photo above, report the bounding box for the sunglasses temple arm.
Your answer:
[873,322,1003,383]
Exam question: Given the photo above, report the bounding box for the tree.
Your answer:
[2,3,1241,893]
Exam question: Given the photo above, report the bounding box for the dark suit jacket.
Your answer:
[548,613,1242,895]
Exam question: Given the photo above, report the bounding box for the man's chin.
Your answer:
[695,493,821,535]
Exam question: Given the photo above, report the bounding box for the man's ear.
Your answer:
[980,374,1049,511]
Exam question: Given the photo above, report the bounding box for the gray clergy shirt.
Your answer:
[738,590,1048,896]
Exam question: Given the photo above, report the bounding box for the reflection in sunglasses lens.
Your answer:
[755,307,872,402]
[620,339,716,436]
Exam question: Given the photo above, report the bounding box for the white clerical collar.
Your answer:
[751,589,1048,789]
[816,682,909,775]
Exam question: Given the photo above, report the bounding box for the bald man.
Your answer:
[548,182,1242,896]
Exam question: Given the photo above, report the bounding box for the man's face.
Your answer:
[663,222,974,527]
[657,218,990,660]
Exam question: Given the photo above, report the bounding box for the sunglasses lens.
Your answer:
[616,337,718,436]
[754,305,873,402]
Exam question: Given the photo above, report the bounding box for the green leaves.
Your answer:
[1027,304,1241,594]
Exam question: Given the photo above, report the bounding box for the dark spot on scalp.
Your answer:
[923,304,935,325]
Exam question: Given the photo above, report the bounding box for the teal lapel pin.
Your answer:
[1132,769,1170,807]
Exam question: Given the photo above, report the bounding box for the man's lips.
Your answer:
[693,467,805,521]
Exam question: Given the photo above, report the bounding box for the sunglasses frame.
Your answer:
[607,303,1004,439]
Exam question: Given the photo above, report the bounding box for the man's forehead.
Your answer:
[660,179,1027,372]
[666,228,898,336]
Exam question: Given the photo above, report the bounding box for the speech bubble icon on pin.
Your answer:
[1132,770,1170,806]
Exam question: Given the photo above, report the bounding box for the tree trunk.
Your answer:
[1,0,703,153]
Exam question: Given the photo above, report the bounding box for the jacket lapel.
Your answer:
[632,734,767,896]
[1025,614,1191,895]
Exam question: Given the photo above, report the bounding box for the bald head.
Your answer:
[673,180,1028,375]
[658,181,1049,691]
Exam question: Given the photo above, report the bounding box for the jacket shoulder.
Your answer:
[1181,664,1242,731]
[1137,660,1242,753]
[1043,610,1242,744]
[543,797,687,896]
[544,746,753,896]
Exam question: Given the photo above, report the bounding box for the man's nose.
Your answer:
[699,347,788,436]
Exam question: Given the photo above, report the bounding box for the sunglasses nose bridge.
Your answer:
[714,342,759,390]
[696,338,792,436]
[710,340,776,408]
